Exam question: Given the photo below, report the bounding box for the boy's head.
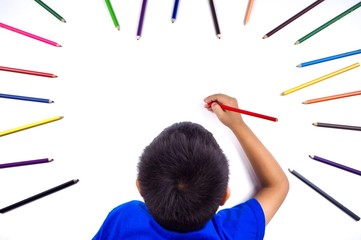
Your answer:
[137,121,230,232]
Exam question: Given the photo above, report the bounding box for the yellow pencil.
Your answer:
[0,116,63,137]
[281,62,360,96]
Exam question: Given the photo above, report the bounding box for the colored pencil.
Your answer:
[0,22,61,47]
[295,2,361,45]
[288,168,360,221]
[0,116,63,137]
[172,0,180,23]
[209,0,221,39]
[210,102,278,122]
[263,0,324,39]
[0,93,53,103]
[303,89,361,104]
[137,0,148,40]
[312,122,361,132]
[0,158,53,169]
[0,179,79,214]
[0,66,57,78]
[281,62,360,96]
[34,0,66,23]
[297,49,361,68]
[309,155,361,176]
[244,0,254,25]
[105,0,120,30]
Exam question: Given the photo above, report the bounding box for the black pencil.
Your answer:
[209,0,221,39]
[313,122,361,131]
[263,0,324,39]
[0,179,79,213]
[288,169,360,221]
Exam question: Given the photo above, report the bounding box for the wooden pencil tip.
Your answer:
[56,44,62,47]
[61,19,66,23]
[262,35,268,39]
[217,34,221,39]
[309,155,314,159]
[171,18,176,23]
[136,36,141,40]
[48,158,54,162]
[50,100,54,103]
[288,168,293,173]
[116,26,120,31]
[294,41,300,45]
[312,122,317,126]
[296,64,302,68]
[52,75,58,78]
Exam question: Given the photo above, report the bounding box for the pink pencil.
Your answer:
[0,22,61,47]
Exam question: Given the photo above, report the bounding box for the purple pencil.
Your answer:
[309,155,361,176]
[0,158,53,169]
[137,0,148,40]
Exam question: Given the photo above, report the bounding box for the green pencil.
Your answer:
[34,0,66,23]
[105,0,120,30]
[295,2,361,45]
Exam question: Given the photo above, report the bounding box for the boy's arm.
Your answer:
[204,93,289,225]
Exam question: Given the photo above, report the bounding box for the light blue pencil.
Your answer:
[297,49,361,68]
[0,93,53,103]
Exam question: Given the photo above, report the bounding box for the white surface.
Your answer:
[1,0,361,239]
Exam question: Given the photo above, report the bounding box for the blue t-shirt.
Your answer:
[93,198,265,240]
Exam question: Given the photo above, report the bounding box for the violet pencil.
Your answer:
[309,155,361,176]
[0,158,53,169]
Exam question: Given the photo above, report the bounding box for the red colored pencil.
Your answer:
[210,102,278,122]
[0,66,57,78]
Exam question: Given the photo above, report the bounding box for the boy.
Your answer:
[93,93,289,239]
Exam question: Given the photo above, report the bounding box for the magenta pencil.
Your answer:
[0,22,61,47]
[0,158,53,169]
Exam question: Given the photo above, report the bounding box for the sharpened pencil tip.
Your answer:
[294,41,300,45]
[116,26,120,31]
[56,44,62,47]
[61,19,66,23]
[136,36,141,40]
[309,155,314,159]
[49,100,54,103]
[312,122,317,126]
[171,18,176,23]
[52,75,58,78]
[297,64,302,68]
[288,168,293,173]
[48,158,54,162]
[217,34,221,39]
[262,35,268,39]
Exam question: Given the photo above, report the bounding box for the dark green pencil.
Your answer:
[34,0,66,23]
[295,2,361,45]
[105,0,120,30]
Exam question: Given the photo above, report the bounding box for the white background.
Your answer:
[1,0,361,239]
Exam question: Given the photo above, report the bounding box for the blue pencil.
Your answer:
[0,93,53,103]
[172,0,180,23]
[297,49,361,68]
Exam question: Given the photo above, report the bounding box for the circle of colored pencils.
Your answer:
[0,179,79,214]
[295,2,361,45]
[0,158,53,169]
[136,0,148,40]
[0,22,61,47]
[209,0,221,39]
[303,90,361,105]
[312,122,361,132]
[0,93,53,103]
[244,0,254,25]
[309,155,361,176]
[288,168,360,221]
[297,49,361,68]
[263,0,324,39]
[281,62,360,96]
[105,0,120,30]
[0,116,64,137]
[0,66,57,78]
[172,0,180,23]
[209,102,278,122]
[34,0,66,23]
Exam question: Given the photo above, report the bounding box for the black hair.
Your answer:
[137,121,229,232]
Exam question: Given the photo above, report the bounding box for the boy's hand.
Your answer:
[204,93,244,129]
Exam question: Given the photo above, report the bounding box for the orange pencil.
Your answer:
[303,90,361,104]
[244,0,254,25]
